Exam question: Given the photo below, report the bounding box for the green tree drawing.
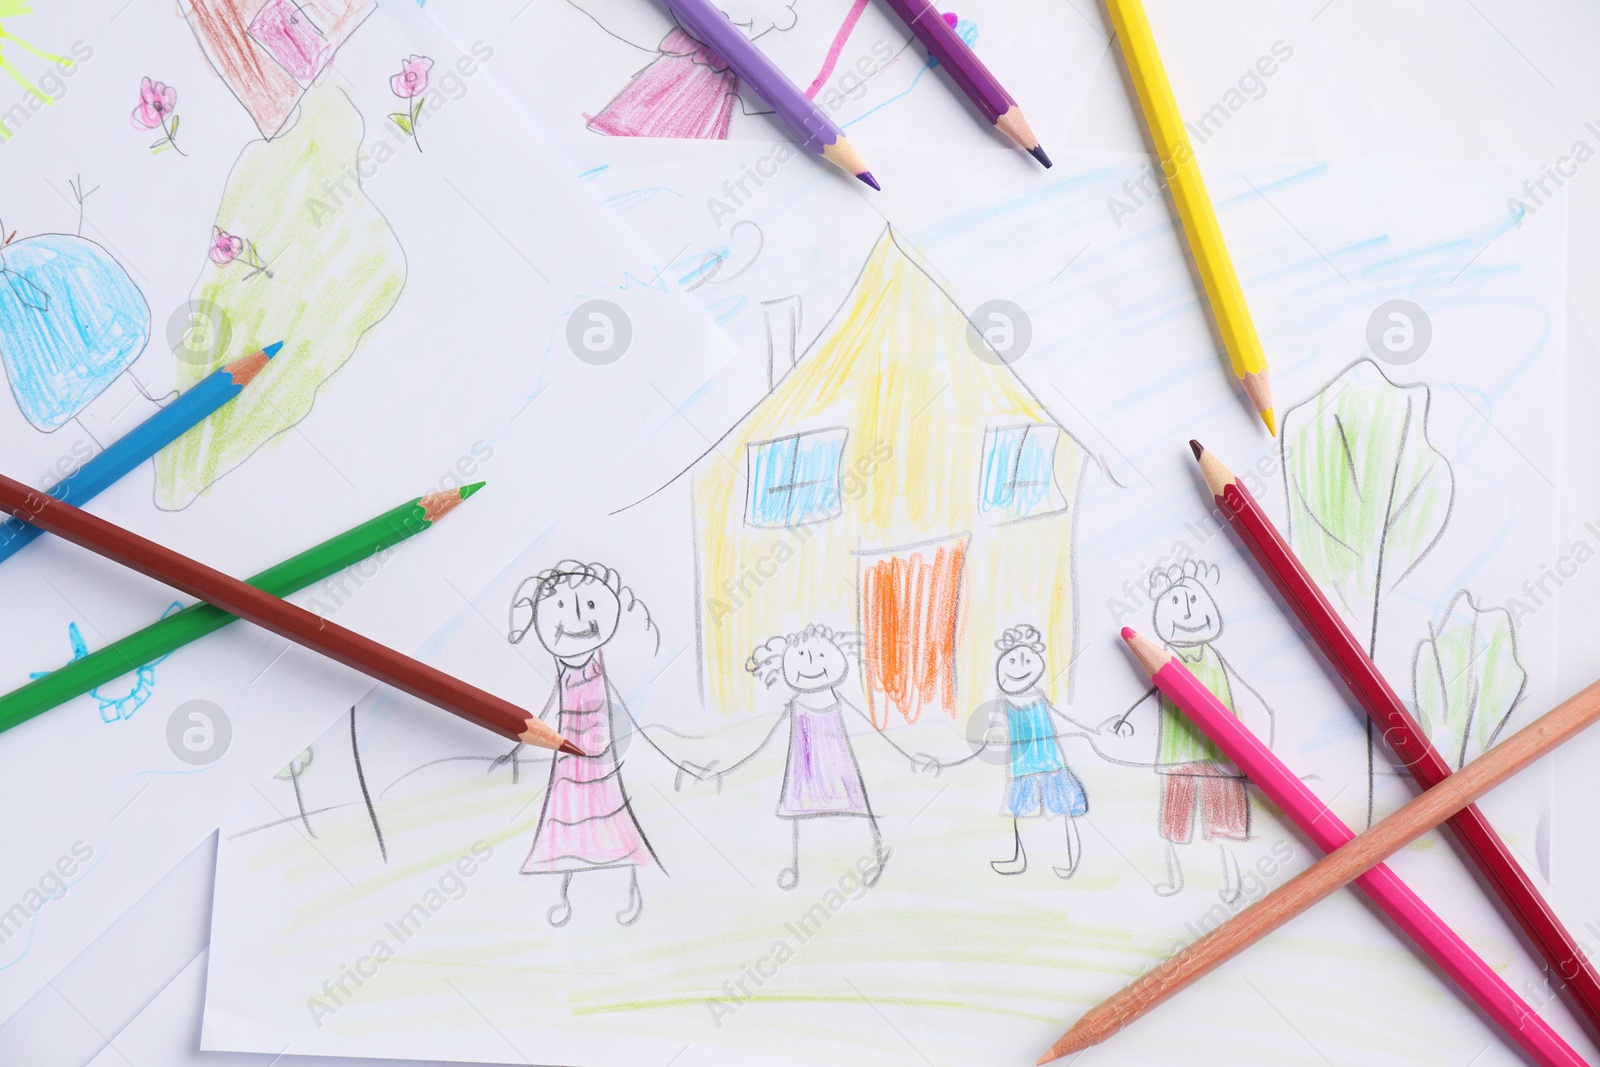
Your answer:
[1413,591,1526,770]
[1282,359,1454,824]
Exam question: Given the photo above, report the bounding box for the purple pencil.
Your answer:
[877,0,1050,166]
[662,0,878,188]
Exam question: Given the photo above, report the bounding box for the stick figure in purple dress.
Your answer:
[716,624,936,890]
[508,560,701,928]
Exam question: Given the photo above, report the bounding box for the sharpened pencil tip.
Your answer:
[1120,626,1137,642]
[1260,407,1277,436]
[559,739,588,758]
[1189,439,1204,460]
[1036,1050,1060,1066]
[459,481,485,500]
[856,171,881,191]
[1029,145,1053,168]
[262,340,284,358]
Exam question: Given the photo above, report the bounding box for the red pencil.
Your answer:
[0,472,581,757]
[1192,439,1600,1037]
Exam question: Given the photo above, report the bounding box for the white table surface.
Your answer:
[3,0,1598,1063]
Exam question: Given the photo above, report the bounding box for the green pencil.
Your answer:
[0,482,484,733]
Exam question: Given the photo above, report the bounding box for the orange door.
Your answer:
[859,538,967,727]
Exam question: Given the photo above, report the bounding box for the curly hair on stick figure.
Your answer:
[507,560,699,928]
[1110,560,1274,903]
[718,623,936,891]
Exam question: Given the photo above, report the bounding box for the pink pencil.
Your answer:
[1114,627,1584,1067]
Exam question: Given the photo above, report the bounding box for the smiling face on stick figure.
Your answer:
[995,645,1045,695]
[781,631,851,693]
[1152,577,1222,647]
[533,574,622,659]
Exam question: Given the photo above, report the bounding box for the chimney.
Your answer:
[761,295,802,392]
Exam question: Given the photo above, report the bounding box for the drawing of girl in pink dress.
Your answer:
[509,560,696,927]
[587,26,740,139]
[718,624,936,889]
[574,0,863,141]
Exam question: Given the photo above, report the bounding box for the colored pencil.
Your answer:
[1099,0,1274,433]
[663,0,878,188]
[0,341,283,565]
[0,473,581,756]
[1192,439,1600,1036]
[0,483,482,734]
[1043,639,1600,1062]
[1036,630,1587,1062]
[875,0,1049,166]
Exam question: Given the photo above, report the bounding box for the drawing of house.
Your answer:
[693,229,1087,727]
[182,0,376,138]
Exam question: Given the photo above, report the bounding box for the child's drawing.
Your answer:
[209,228,273,279]
[575,0,874,140]
[387,54,432,148]
[0,226,150,432]
[274,747,317,836]
[687,229,1087,729]
[1282,359,1453,824]
[0,3,70,125]
[154,81,405,509]
[714,623,932,889]
[1111,561,1273,902]
[508,561,692,928]
[982,625,1097,878]
[587,24,738,140]
[28,607,183,722]
[1413,590,1527,770]
[130,77,185,156]
[181,0,377,138]
[838,13,977,132]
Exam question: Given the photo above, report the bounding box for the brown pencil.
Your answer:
[0,471,581,756]
[1039,675,1600,1063]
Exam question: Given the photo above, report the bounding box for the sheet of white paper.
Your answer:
[90,950,511,1067]
[200,145,1588,1065]
[0,0,741,1024]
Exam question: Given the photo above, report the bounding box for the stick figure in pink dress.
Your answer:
[587,25,740,139]
[573,0,866,140]
[509,561,697,927]
[717,624,936,889]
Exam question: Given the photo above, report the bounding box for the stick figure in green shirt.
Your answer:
[1109,560,1274,903]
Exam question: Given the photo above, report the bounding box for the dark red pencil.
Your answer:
[0,472,582,757]
[1192,440,1600,1037]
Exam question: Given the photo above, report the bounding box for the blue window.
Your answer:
[979,424,1064,521]
[746,428,848,527]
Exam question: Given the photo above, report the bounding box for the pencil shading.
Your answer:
[154,82,405,510]
[1281,358,1453,824]
[1413,591,1527,770]
[0,231,150,432]
[685,229,1088,728]
[180,0,376,138]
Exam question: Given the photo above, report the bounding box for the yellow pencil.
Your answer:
[1101,0,1275,434]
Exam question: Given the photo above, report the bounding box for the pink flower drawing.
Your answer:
[209,228,272,280]
[388,55,433,149]
[209,230,245,266]
[390,55,432,98]
[132,77,185,156]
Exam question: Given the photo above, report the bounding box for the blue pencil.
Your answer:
[0,341,283,564]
